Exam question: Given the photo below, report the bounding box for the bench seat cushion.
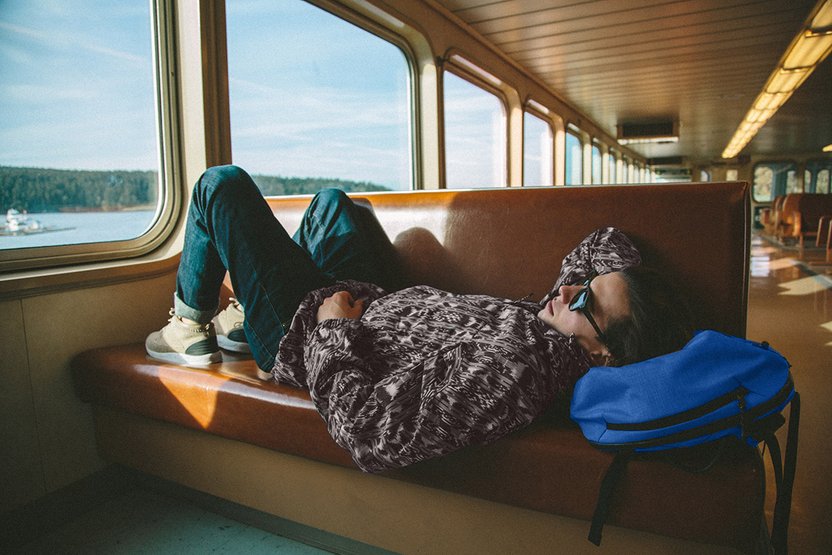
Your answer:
[72,343,763,552]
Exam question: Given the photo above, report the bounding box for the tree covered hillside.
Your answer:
[0,166,390,213]
[1,167,158,212]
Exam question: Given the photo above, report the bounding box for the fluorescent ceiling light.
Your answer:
[783,30,832,69]
[766,68,810,92]
[811,0,832,28]
[722,0,832,159]
[753,92,789,111]
[823,144,832,152]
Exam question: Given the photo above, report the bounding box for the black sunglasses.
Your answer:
[568,273,608,345]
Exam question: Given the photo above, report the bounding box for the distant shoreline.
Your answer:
[2,166,390,215]
[56,205,155,213]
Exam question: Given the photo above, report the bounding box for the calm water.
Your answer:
[0,210,157,250]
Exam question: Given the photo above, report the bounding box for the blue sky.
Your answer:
[0,1,157,171]
[226,1,410,189]
[0,0,412,189]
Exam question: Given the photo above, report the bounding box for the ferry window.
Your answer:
[818,170,830,194]
[622,157,632,183]
[565,131,582,185]
[608,150,617,183]
[805,160,832,193]
[786,170,798,194]
[752,162,798,202]
[443,72,506,188]
[1,2,162,253]
[699,170,711,182]
[523,111,553,186]
[591,143,602,184]
[226,2,411,193]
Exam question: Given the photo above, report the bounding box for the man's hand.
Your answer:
[317,291,365,323]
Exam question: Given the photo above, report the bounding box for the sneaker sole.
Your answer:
[146,348,222,366]
[256,368,273,381]
[218,335,251,353]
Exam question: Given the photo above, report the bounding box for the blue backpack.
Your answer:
[570,330,800,551]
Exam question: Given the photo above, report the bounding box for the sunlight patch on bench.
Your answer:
[158,368,221,428]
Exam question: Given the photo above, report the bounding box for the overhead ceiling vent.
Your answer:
[652,167,691,178]
[617,121,679,144]
[648,156,685,167]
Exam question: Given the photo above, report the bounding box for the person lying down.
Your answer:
[146,165,694,472]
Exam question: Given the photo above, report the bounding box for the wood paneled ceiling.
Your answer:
[432,0,832,164]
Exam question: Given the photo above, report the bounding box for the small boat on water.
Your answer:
[5,209,43,232]
[1,208,68,236]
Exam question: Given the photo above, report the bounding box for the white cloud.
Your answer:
[0,20,147,66]
[0,84,95,103]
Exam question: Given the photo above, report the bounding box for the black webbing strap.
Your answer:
[763,430,783,487]
[771,392,800,555]
[585,392,800,550]
[588,450,632,546]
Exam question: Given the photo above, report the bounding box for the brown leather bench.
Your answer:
[72,182,759,552]
[775,193,832,256]
[760,194,784,235]
[822,215,832,262]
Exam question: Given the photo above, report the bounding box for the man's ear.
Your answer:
[589,350,614,367]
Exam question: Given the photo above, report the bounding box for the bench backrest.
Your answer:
[266,182,750,337]
[797,193,832,229]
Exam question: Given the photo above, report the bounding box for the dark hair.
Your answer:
[603,266,695,366]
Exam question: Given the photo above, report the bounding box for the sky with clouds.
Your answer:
[0,0,509,191]
[0,1,157,171]
[226,1,412,189]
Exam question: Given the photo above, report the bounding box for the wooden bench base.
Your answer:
[92,406,757,554]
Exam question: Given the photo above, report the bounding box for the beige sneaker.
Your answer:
[213,297,250,354]
[145,309,221,366]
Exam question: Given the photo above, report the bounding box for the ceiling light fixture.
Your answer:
[722,0,832,158]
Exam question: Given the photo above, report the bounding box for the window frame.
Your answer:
[0,0,181,273]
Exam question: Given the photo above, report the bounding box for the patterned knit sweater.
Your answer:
[272,227,641,472]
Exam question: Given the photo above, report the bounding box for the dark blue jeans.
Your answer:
[175,165,400,370]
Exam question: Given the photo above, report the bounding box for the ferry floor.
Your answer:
[748,232,832,554]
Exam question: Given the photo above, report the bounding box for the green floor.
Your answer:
[3,466,394,555]
[17,487,329,554]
